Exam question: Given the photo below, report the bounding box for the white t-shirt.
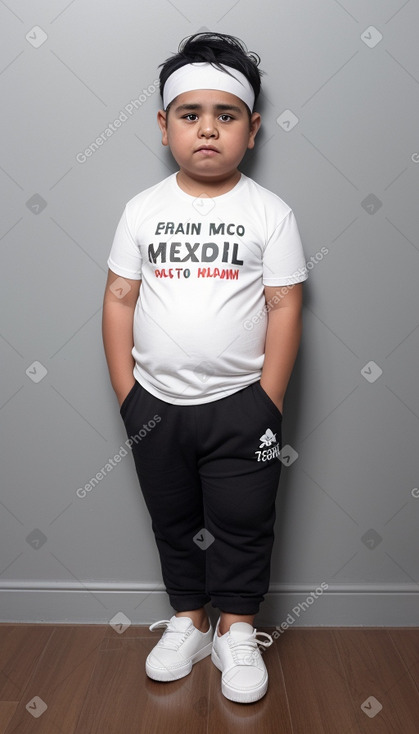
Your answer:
[107,172,308,405]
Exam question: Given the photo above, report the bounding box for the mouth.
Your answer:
[195,145,219,154]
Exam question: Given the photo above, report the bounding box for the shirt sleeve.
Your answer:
[107,205,142,280]
[262,209,308,286]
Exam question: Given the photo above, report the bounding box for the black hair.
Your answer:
[159,32,263,112]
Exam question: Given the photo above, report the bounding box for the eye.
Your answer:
[219,114,233,122]
[183,113,198,121]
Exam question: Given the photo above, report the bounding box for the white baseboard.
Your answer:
[0,581,418,626]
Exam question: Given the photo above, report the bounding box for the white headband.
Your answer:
[163,62,255,111]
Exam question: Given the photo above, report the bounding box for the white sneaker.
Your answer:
[211,618,274,703]
[146,615,213,681]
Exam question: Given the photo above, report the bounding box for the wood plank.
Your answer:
[4,626,107,734]
[333,628,419,733]
[74,634,211,734]
[387,628,419,691]
[0,702,19,734]
[103,621,162,639]
[0,624,54,700]
[278,628,361,733]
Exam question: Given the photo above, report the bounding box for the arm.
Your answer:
[102,269,141,407]
[260,283,304,415]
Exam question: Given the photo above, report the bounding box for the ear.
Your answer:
[157,110,169,146]
[247,112,261,150]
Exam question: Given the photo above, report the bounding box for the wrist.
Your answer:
[259,378,285,413]
[115,378,136,407]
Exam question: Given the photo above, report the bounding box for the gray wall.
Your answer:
[1,0,418,626]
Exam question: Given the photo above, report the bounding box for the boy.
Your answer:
[102,32,308,704]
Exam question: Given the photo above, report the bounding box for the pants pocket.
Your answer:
[119,380,140,419]
[254,381,283,421]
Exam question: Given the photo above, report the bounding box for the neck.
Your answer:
[176,169,241,198]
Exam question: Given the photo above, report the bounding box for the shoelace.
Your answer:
[148,619,192,650]
[229,630,274,665]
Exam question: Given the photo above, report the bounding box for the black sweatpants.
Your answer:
[119,379,283,615]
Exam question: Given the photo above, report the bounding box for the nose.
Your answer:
[198,116,218,138]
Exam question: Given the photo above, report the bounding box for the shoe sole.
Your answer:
[146,641,213,682]
[211,646,268,703]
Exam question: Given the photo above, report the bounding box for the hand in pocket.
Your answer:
[118,380,137,410]
[259,381,283,416]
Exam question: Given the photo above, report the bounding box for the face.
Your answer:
[157,89,261,186]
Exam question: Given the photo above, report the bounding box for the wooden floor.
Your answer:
[0,623,418,733]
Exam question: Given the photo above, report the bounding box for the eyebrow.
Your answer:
[173,103,243,114]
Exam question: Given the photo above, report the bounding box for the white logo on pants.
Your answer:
[255,428,280,461]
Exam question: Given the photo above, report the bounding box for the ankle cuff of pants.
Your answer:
[170,594,211,611]
[210,597,261,615]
